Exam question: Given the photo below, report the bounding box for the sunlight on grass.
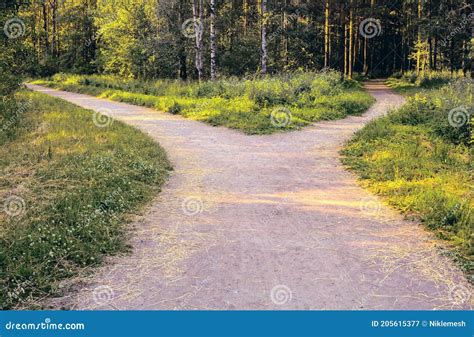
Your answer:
[342,79,473,274]
[0,91,172,309]
[31,71,375,135]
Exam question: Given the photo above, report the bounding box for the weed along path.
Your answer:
[27,82,472,310]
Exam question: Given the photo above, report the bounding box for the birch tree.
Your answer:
[193,0,204,81]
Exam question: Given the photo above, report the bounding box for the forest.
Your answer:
[0,0,472,311]
[1,0,473,81]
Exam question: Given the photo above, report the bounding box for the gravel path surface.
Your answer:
[28,82,472,310]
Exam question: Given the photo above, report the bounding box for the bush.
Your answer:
[168,102,182,115]
[342,79,473,262]
[32,71,375,134]
[389,79,473,145]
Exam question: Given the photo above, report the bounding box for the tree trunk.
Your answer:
[210,0,217,80]
[348,0,353,79]
[261,0,268,76]
[193,0,204,81]
[178,0,187,80]
[416,0,422,75]
[339,2,345,78]
[42,3,49,54]
[324,0,330,68]
[243,0,248,34]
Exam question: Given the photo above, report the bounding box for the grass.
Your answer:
[31,71,375,135]
[342,79,473,279]
[0,90,172,309]
[386,70,467,95]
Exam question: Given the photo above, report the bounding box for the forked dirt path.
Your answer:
[27,82,472,310]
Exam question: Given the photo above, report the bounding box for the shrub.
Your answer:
[168,102,182,115]
[32,71,375,134]
[342,79,473,262]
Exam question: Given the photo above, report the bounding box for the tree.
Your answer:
[324,0,330,68]
[260,0,268,76]
[193,0,204,81]
[210,0,217,80]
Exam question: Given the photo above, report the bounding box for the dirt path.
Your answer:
[27,82,472,310]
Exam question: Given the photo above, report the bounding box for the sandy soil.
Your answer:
[27,81,472,310]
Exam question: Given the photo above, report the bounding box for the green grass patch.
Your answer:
[386,70,467,95]
[31,71,375,135]
[342,79,473,278]
[0,91,172,309]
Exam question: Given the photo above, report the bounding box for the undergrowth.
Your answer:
[342,79,473,278]
[0,91,171,309]
[32,71,374,135]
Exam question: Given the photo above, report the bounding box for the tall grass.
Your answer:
[387,69,467,94]
[0,91,171,309]
[32,71,374,134]
[342,79,473,274]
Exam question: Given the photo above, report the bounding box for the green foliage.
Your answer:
[388,79,473,145]
[342,80,473,266]
[0,91,171,309]
[386,70,466,95]
[33,71,374,134]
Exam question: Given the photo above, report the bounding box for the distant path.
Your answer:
[27,81,472,310]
